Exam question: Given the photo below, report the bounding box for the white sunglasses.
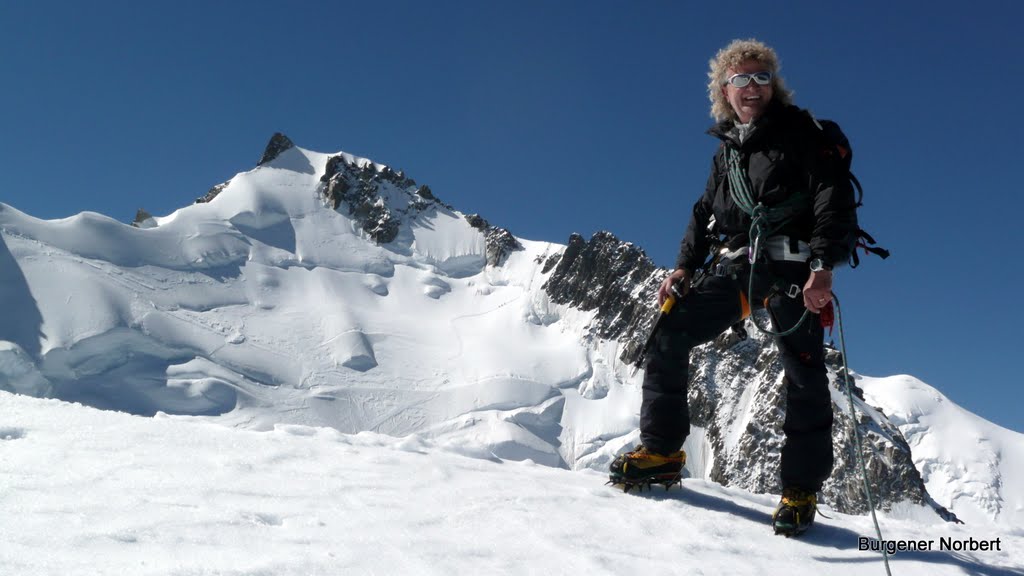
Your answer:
[724,71,773,88]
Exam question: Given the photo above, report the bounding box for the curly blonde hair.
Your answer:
[707,39,794,122]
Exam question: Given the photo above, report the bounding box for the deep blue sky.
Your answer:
[2,1,1021,432]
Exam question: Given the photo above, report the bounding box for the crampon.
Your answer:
[606,446,685,493]
[772,486,825,537]
[606,472,682,493]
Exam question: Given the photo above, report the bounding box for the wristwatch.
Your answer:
[809,258,832,272]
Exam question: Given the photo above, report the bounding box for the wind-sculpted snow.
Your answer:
[0,135,1017,527]
[0,140,599,469]
[0,205,251,271]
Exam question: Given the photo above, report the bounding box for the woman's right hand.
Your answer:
[658,269,691,306]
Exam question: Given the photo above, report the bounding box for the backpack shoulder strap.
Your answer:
[801,111,864,208]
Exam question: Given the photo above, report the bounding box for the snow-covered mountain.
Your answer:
[1,134,1020,531]
[859,374,1024,526]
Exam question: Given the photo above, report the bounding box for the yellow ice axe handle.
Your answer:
[633,283,684,373]
[660,283,684,314]
[660,294,676,314]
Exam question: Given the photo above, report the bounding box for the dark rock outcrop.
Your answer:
[466,214,523,266]
[131,209,155,228]
[320,155,403,243]
[195,180,230,204]
[685,325,956,519]
[541,231,662,345]
[319,154,462,246]
[258,133,295,166]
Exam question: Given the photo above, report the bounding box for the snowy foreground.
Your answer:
[2,392,1021,576]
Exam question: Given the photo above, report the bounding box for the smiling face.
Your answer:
[722,59,774,123]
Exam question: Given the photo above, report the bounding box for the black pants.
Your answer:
[640,262,834,492]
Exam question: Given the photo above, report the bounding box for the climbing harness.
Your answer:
[725,147,811,337]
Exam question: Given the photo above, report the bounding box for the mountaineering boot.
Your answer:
[608,445,685,492]
[772,486,818,536]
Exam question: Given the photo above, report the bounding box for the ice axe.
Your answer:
[630,279,686,377]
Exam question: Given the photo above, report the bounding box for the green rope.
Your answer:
[833,292,893,576]
[725,147,809,337]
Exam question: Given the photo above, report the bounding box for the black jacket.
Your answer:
[675,101,858,273]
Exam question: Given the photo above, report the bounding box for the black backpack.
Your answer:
[811,115,890,268]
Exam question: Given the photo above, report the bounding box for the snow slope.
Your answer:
[2,391,1021,576]
[0,145,635,472]
[860,374,1024,525]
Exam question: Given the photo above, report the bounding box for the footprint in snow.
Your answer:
[0,427,26,440]
[244,512,284,527]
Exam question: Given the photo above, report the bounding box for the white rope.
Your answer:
[832,292,893,576]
